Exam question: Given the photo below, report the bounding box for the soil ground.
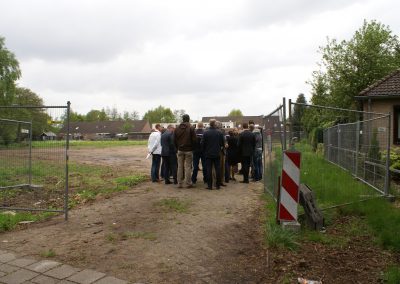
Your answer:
[0,146,398,283]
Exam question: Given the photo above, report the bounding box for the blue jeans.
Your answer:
[192,152,206,183]
[253,150,263,181]
[151,154,161,182]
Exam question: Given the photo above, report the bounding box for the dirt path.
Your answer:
[0,146,266,283]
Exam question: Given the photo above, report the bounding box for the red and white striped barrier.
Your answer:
[279,151,301,222]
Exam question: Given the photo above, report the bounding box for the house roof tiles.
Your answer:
[359,69,400,97]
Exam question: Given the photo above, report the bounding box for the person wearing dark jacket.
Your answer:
[161,125,177,184]
[191,122,207,184]
[202,119,224,190]
[174,114,197,188]
[227,129,240,181]
[238,122,255,183]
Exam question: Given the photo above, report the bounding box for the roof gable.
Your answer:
[359,69,400,97]
[60,120,149,134]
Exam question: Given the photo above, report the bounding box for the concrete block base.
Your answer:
[281,221,301,232]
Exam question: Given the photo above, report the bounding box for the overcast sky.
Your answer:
[1,0,400,121]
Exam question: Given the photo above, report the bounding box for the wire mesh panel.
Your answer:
[289,101,390,209]
[263,104,285,200]
[0,104,70,218]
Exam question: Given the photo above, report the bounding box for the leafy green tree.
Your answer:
[123,110,140,121]
[291,94,307,139]
[228,109,243,117]
[310,20,400,111]
[143,105,175,123]
[0,37,21,105]
[86,110,103,122]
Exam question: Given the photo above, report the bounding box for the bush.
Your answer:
[310,127,324,151]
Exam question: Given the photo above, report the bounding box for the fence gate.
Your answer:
[0,103,70,220]
[288,100,391,209]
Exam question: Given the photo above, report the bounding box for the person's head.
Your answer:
[228,130,234,136]
[242,122,249,129]
[249,124,255,132]
[216,121,222,129]
[161,127,166,133]
[182,114,190,123]
[233,127,239,135]
[209,119,216,128]
[167,124,174,132]
[249,120,255,125]
[197,122,204,129]
[155,124,161,131]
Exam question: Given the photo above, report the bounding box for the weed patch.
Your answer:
[155,198,191,213]
[41,249,56,258]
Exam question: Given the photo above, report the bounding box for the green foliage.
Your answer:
[0,37,21,105]
[291,94,307,139]
[115,175,147,187]
[383,266,400,284]
[228,109,243,117]
[306,20,400,135]
[368,128,381,161]
[0,211,53,232]
[121,231,157,241]
[155,198,191,213]
[143,105,176,123]
[40,249,56,258]
[309,127,323,151]
[120,122,133,133]
[263,195,299,250]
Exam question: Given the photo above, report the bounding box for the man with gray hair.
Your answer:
[174,114,197,188]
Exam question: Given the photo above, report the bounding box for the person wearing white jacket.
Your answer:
[148,124,162,182]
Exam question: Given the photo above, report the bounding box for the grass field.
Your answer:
[32,140,147,148]
[264,141,400,267]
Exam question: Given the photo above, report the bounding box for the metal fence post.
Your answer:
[384,113,391,196]
[338,124,341,167]
[355,121,360,177]
[288,99,292,149]
[65,101,71,221]
[29,120,33,186]
[282,97,287,151]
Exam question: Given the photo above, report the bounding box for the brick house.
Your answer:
[356,69,400,146]
[59,120,151,140]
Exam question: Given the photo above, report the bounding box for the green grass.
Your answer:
[155,198,191,213]
[383,266,400,284]
[121,231,157,241]
[0,211,54,233]
[263,194,299,250]
[115,175,147,187]
[40,249,56,258]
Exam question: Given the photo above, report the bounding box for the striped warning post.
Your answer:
[279,151,301,222]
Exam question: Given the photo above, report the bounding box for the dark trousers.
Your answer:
[224,154,230,182]
[151,154,161,182]
[162,155,177,183]
[206,157,221,189]
[241,156,251,183]
[253,150,263,181]
[192,152,206,183]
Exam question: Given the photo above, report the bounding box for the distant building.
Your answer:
[59,120,151,140]
[40,131,57,141]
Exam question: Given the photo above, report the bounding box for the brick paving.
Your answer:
[0,251,129,284]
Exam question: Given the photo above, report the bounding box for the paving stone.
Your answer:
[0,250,8,255]
[67,269,105,284]
[0,253,17,263]
[30,274,59,284]
[0,268,38,284]
[57,281,75,284]
[8,258,37,268]
[44,265,80,280]
[0,271,5,277]
[26,260,61,273]
[93,276,128,284]
[0,263,20,273]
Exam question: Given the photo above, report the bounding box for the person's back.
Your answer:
[161,130,173,157]
[174,121,196,152]
[238,122,255,183]
[174,114,196,188]
[191,124,206,184]
[203,127,223,158]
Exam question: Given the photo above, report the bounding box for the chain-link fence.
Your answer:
[0,103,70,219]
[263,99,287,200]
[289,101,390,209]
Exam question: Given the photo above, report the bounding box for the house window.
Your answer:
[394,106,400,145]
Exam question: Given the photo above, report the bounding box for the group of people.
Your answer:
[147,114,263,190]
